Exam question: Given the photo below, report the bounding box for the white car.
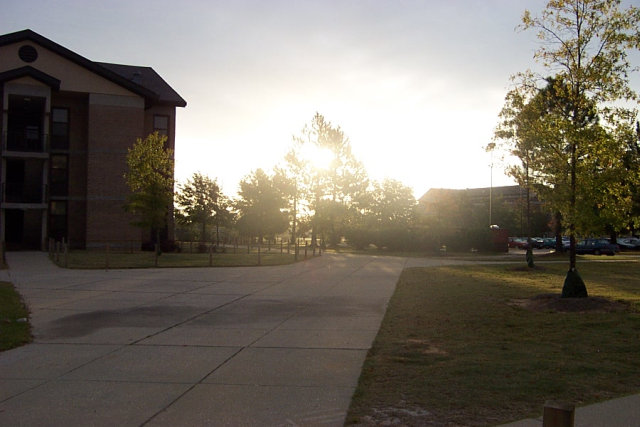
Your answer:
[617,237,640,251]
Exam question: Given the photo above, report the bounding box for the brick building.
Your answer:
[419,185,549,236]
[419,185,542,212]
[0,29,186,249]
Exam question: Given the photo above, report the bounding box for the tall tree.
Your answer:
[235,169,288,243]
[175,173,223,242]
[368,179,416,228]
[577,116,638,239]
[363,179,417,250]
[293,113,369,246]
[274,147,311,250]
[212,194,234,247]
[512,0,640,297]
[493,104,537,268]
[124,131,174,249]
[626,122,640,235]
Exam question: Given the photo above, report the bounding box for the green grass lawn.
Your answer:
[0,282,31,351]
[347,261,640,426]
[50,250,303,269]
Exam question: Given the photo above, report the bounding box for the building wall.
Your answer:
[2,34,181,249]
[144,105,176,145]
[50,92,88,247]
[144,104,177,241]
[1,77,50,248]
[85,94,145,246]
[0,43,135,97]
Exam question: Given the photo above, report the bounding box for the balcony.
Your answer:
[1,131,49,154]
[1,182,48,205]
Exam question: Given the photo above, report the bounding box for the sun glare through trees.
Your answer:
[170,1,639,269]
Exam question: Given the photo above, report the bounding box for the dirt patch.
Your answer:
[405,339,448,355]
[510,265,547,272]
[356,403,437,426]
[509,293,631,313]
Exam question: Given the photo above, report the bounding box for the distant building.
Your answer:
[419,185,547,236]
[0,29,186,250]
[419,185,541,211]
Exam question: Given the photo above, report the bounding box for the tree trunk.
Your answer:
[562,119,587,298]
[569,140,577,271]
[563,176,586,298]
[311,191,319,248]
[554,212,563,253]
[292,192,297,245]
[526,161,534,268]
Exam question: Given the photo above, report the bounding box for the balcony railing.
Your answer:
[1,131,49,153]
[1,183,48,204]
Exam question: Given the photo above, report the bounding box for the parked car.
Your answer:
[509,237,541,249]
[616,237,640,251]
[508,237,527,249]
[521,237,544,249]
[542,238,557,249]
[576,239,619,256]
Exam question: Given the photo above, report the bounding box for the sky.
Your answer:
[1,0,608,198]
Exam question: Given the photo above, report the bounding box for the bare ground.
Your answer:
[509,293,631,313]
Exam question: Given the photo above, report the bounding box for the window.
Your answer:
[51,107,69,150]
[153,115,169,137]
[50,154,68,197]
[25,125,39,142]
[50,200,67,215]
[49,201,67,240]
[7,95,45,151]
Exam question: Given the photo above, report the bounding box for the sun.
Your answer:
[300,144,334,171]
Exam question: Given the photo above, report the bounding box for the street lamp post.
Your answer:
[489,156,493,227]
[487,142,495,227]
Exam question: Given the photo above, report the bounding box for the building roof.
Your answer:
[0,29,186,108]
[0,66,61,90]
[419,185,524,203]
[97,63,186,107]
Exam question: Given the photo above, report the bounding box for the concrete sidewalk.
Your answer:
[0,251,412,426]
[2,252,638,426]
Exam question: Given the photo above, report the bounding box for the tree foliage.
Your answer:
[346,179,418,250]
[124,131,174,245]
[499,0,640,295]
[274,147,312,245]
[236,169,288,240]
[175,173,226,242]
[367,179,416,228]
[292,113,369,245]
[296,113,369,204]
[625,123,640,234]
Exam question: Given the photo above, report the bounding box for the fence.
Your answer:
[48,237,322,270]
[176,236,321,256]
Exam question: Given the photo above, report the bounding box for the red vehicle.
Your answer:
[508,237,527,248]
[509,237,543,249]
